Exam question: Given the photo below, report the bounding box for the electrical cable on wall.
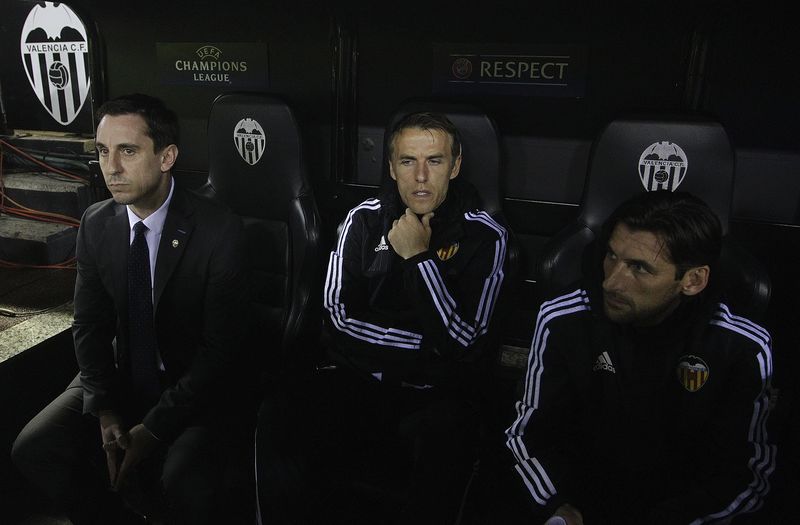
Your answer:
[0,138,88,269]
[0,137,87,182]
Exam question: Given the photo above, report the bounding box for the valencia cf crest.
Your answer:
[676,355,709,392]
[233,118,266,165]
[436,243,459,261]
[638,141,688,192]
[20,2,91,126]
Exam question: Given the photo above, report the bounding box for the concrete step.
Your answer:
[1,171,90,220]
[4,130,95,157]
[0,215,76,265]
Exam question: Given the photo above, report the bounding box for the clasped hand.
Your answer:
[388,208,433,259]
[546,503,584,525]
[99,411,158,491]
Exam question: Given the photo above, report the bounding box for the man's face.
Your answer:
[602,223,685,326]
[95,113,175,218]
[389,127,461,215]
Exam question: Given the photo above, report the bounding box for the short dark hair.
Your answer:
[386,112,461,166]
[602,190,722,279]
[96,94,179,152]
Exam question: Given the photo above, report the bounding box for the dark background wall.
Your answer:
[2,0,797,413]
[1,1,797,515]
[2,2,797,218]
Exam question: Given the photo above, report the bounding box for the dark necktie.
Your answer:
[128,221,161,404]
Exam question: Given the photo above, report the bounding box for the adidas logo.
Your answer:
[593,351,616,373]
[374,235,389,252]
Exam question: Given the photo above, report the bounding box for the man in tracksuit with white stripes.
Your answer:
[506,191,775,524]
[258,112,507,523]
[324,113,507,384]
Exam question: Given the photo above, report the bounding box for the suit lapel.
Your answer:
[154,189,195,309]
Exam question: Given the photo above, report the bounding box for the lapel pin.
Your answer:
[172,239,179,248]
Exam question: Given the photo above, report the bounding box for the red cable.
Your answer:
[1,207,80,227]
[0,141,81,268]
[0,190,81,226]
[0,138,88,183]
[0,257,76,269]
[0,142,82,227]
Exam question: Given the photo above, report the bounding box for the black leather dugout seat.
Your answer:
[536,116,771,319]
[202,93,322,370]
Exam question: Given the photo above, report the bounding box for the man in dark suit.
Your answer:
[12,94,253,524]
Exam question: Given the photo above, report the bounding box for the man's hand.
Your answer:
[388,208,433,259]
[98,410,126,487]
[114,423,159,491]
[546,503,584,525]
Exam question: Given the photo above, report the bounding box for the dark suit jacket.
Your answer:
[73,184,252,442]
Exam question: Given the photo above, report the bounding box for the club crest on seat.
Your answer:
[20,1,92,126]
[638,141,688,192]
[234,117,266,165]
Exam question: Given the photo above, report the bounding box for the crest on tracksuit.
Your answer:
[20,2,91,126]
[676,355,709,392]
[436,242,459,261]
[638,141,688,191]
[233,118,266,165]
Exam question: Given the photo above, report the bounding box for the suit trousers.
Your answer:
[12,374,253,525]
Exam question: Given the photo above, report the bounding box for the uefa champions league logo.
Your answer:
[20,2,91,126]
[233,118,266,165]
[638,141,688,192]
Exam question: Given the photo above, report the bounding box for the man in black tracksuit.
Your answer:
[506,191,775,524]
[259,112,508,523]
[324,173,507,386]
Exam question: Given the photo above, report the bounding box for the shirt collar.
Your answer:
[126,177,175,234]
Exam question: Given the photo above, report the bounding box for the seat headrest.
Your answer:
[581,117,734,233]
[207,93,308,219]
[387,100,502,215]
